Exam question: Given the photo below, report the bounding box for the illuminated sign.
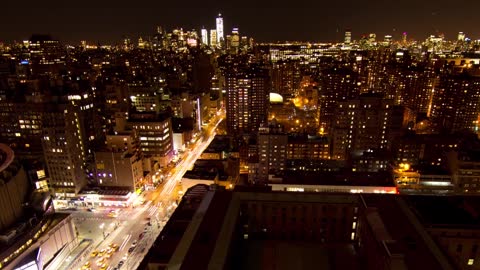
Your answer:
[286,187,304,192]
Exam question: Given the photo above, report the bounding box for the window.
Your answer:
[468,259,474,265]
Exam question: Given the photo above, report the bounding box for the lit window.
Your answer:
[15,133,21,137]
[468,259,474,265]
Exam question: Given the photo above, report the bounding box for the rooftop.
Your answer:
[362,195,455,270]
[80,187,131,196]
[140,185,210,268]
[406,195,480,227]
[282,171,395,187]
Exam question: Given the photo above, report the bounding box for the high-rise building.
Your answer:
[0,101,46,160]
[431,71,480,132]
[271,60,302,99]
[319,66,359,131]
[231,27,240,53]
[26,35,66,76]
[399,62,436,115]
[384,35,393,44]
[201,27,208,45]
[225,66,270,135]
[210,29,218,48]
[257,123,288,182]
[457,32,465,42]
[42,102,87,196]
[216,14,224,46]
[331,93,394,160]
[402,32,407,44]
[128,112,174,167]
[344,29,352,45]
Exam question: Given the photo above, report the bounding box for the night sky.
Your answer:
[1,0,479,44]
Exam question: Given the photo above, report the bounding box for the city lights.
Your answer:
[1,9,480,270]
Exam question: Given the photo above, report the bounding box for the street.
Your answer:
[53,110,224,270]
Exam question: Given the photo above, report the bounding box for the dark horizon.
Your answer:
[1,2,480,44]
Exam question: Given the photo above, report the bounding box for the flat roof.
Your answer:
[163,189,456,270]
[282,171,395,187]
[405,195,480,227]
[362,195,454,270]
[237,241,359,270]
[177,191,233,270]
[80,188,131,196]
[143,185,210,266]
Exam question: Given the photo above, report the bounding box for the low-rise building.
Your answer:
[270,171,397,194]
[394,165,454,194]
[449,150,480,193]
[95,131,145,191]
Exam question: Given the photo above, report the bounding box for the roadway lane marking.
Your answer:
[119,234,131,251]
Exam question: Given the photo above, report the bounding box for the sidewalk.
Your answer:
[57,239,93,270]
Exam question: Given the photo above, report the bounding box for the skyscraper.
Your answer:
[225,66,270,135]
[210,29,218,48]
[457,32,465,42]
[42,101,88,195]
[384,35,393,44]
[216,14,224,46]
[231,27,240,53]
[344,29,352,45]
[201,27,208,45]
[319,66,359,131]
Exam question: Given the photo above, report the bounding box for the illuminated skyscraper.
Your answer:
[319,67,359,131]
[201,27,208,45]
[344,29,352,45]
[226,66,270,134]
[458,32,465,42]
[402,32,407,44]
[210,29,217,48]
[231,27,240,53]
[384,35,392,44]
[216,13,224,45]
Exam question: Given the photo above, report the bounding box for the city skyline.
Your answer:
[3,3,480,269]
[1,2,480,43]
